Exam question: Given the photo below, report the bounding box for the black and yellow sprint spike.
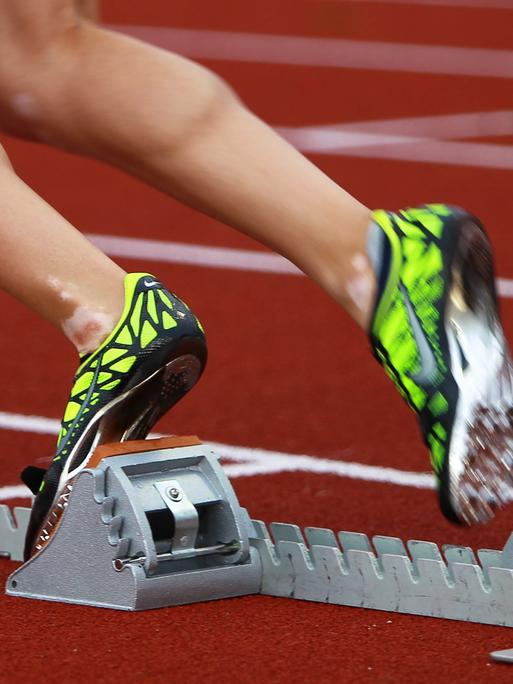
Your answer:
[25,272,207,559]
[369,205,513,526]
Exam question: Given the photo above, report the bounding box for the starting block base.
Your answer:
[3,439,261,610]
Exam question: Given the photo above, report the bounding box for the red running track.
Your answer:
[1,1,513,682]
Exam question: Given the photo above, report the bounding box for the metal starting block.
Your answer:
[0,437,261,610]
[3,437,513,629]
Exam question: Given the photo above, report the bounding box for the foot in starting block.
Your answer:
[0,436,261,610]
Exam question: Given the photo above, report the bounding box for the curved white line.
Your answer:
[0,411,434,503]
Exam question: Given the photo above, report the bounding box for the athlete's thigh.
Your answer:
[0,0,82,43]
[0,0,98,61]
[0,0,97,137]
[0,0,86,133]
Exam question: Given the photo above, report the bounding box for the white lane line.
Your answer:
[0,412,61,435]
[277,111,513,170]
[322,139,513,171]
[210,442,434,488]
[498,279,513,298]
[112,25,513,80]
[88,234,301,275]
[279,111,513,143]
[0,486,31,502]
[0,410,434,502]
[86,233,513,298]
[348,0,513,8]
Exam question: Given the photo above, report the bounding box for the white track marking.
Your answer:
[497,279,513,298]
[0,486,31,502]
[277,110,513,170]
[347,0,513,8]
[88,234,301,275]
[320,138,513,171]
[209,442,434,488]
[112,25,513,80]
[0,410,434,502]
[0,412,61,435]
[86,233,513,298]
[279,111,513,143]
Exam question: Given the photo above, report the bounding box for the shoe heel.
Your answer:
[453,218,498,323]
[120,351,204,441]
[96,346,205,445]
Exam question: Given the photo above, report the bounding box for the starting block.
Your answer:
[2,437,513,628]
[0,437,261,610]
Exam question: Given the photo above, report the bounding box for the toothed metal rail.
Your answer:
[0,506,31,563]
[252,521,513,627]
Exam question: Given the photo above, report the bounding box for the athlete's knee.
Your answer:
[0,5,86,138]
[162,65,242,158]
[198,70,241,127]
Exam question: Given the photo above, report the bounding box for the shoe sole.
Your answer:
[440,214,513,524]
[30,338,206,556]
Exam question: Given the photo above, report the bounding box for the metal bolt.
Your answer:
[168,486,182,502]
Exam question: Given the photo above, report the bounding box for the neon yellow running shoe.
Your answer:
[24,272,207,558]
[369,205,513,525]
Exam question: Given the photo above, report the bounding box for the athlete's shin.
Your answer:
[0,148,125,347]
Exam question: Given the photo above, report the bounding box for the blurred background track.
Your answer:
[1,1,513,681]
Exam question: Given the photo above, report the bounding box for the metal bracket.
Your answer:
[155,479,199,556]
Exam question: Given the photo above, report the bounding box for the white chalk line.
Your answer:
[113,25,513,80]
[347,0,513,8]
[0,486,31,502]
[334,139,513,171]
[279,111,513,144]
[89,234,301,275]
[87,233,513,299]
[277,110,513,171]
[0,410,434,502]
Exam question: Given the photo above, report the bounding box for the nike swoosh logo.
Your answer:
[399,283,438,385]
[143,278,159,288]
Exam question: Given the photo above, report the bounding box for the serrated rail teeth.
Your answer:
[253,521,513,627]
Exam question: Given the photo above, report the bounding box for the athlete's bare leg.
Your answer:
[0,0,374,329]
[0,141,125,353]
[3,2,511,538]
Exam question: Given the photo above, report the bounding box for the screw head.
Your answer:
[168,486,182,502]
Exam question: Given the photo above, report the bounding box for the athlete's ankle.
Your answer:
[365,216,392,332]
[301,206,376,330]
[50,273,126,356]
[324,224,378,331]
[64,306,121,356]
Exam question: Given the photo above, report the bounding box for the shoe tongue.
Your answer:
[367,220,392,327]
[20,465,47,495]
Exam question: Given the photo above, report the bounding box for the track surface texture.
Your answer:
[2,1,513,682]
